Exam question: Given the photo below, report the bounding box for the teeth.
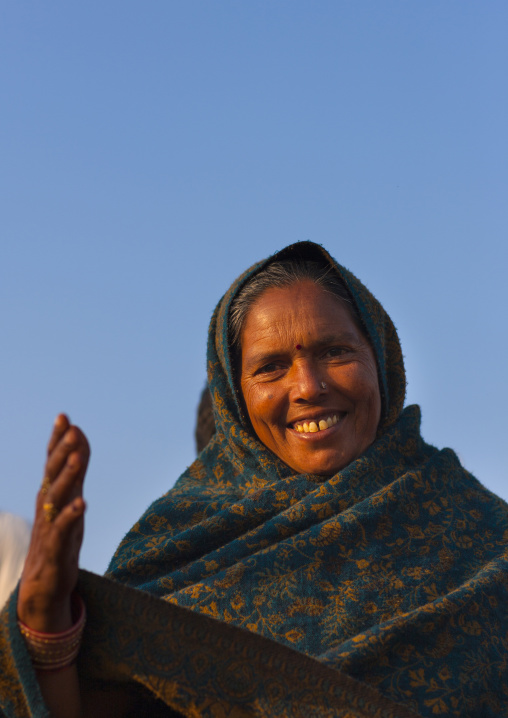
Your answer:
[294,415,340,433]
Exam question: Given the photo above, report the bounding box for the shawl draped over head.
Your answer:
[1,241,508,718]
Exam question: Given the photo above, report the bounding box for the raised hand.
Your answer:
[17,415,90,633]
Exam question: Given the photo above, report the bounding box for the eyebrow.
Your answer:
[243,331,363,369]
[312,331,360,346]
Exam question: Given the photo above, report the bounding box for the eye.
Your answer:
[323,346,349,358]
[257,362,282,375]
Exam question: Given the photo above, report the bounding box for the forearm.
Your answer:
[16,417,130,716]
[36,665,82,718]
[36,667,132,718]
[18,591,86,718]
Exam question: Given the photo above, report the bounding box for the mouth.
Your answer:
[291,413,344,434]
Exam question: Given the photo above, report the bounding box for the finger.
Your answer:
[47,414,70,455]
[37,438,90,525]
[23,495,85,574]
[39,499,86,581]
[45,449,89,511]
[51,497,86,549]
[39,416,71,495]
[43,426,90,490]
[21,498,86,617]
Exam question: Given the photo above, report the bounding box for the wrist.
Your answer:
[17,587,73,633]
[18,594,86,672]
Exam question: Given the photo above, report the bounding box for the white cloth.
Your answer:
[0,512,31,609]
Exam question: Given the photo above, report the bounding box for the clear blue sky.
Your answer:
[1,1,506,572]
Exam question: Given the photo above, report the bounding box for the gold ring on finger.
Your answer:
[40,476,51,495]
[43,502,59,523]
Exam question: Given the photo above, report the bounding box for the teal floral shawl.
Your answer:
[1,242,508,717]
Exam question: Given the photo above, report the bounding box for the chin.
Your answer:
[289,453,351,477]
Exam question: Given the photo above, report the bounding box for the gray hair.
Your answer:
[228,259,361,360]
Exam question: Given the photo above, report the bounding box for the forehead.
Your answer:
[240,281,363,354]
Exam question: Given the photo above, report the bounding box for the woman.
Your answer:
[1,241,508,717]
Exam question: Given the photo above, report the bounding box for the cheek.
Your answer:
[336,364,380,415]
[242,383,277,428]
[354,368,382,428]
[333,364,372,393]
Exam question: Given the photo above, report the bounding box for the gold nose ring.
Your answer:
[43,502,59,523]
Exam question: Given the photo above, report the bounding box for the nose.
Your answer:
[288,359,326,403]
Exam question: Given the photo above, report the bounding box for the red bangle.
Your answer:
[17,594,86,671]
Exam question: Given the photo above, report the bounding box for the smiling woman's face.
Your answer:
[240,280,382,475]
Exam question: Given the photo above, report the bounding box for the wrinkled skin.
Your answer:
[18,414,89,633]
[240,281,381,475]
[16,415,92,718]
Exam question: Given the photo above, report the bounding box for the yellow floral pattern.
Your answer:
[108,243,508,715]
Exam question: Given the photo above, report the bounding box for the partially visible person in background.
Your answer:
[0,512,30,609]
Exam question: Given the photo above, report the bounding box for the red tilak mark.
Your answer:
[295,344,302,350]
